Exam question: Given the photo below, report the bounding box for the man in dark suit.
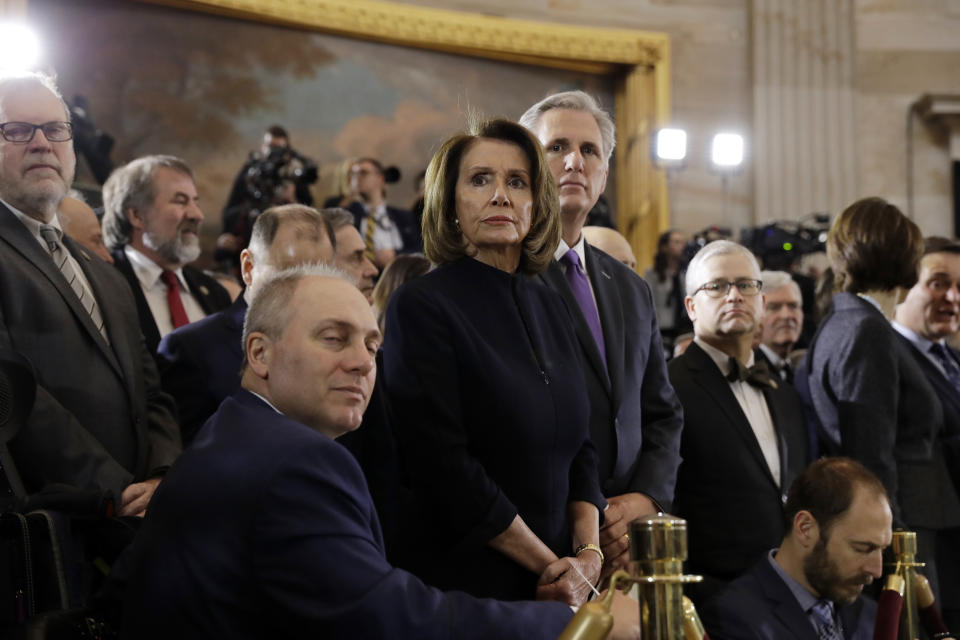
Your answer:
[0,72,180,514]
[338,157,417,268]
[702,457,888,640]
[756,270,804,384]
[101,154,230,356]
[520,91,683,579]
[122,267,640,639]
[892,236,960,627]
[156,204,335,445]
[668,240,807,602]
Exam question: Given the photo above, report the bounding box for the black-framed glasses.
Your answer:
[0,121,73,144]
[693,278,763,298]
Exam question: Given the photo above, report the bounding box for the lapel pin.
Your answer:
[601,270,612,280]
[199,285,209,295]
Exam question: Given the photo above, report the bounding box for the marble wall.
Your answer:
[381,0,960,254]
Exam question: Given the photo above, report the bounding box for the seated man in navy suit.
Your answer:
[123,266,639,639]
[892,236,960,628]
[701,457,889,640]
[156,204,335,445]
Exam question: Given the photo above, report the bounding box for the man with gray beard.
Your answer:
[103,155,230,356]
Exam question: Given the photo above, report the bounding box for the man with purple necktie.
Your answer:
[892,236,960,629]
[520,92,683,582]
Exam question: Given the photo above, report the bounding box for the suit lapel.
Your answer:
[762,385,792,490]
[540,260,611,391]
[63,237,125,378]
[112,249,161,351]
[0,206,124,377]
[752,557,818,640]
[686,343,782,490]
[584,243,624,407]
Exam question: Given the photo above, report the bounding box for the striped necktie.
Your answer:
[39,225,109,343]
[363,211,377,262]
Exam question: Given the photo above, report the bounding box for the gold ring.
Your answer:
[623,533,630,541]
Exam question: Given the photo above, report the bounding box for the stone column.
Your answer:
[752,0,856,224]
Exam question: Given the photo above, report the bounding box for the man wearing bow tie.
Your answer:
[668,240,808,604]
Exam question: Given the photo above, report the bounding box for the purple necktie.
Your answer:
[560,249,606,366]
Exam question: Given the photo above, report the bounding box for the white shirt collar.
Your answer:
[694,336,755,376]
[891,320,939,352]
[124,245,190,292]
[554,232,587,268]
[247,390,283,415]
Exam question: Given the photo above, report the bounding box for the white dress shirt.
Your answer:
[123,245,207,338]
[892,320,951,378]
[695,337,782,486]
[358,202,404,251]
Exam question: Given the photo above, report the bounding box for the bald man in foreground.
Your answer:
[122,266,639,639]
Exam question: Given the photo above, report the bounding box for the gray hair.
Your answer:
[320,207,355,233]
[518,90,617,165]
[760,270,801,299]
[101,155,194,250]
[241,263,357,371]
[685,240,761,296]
[0,71,70,120]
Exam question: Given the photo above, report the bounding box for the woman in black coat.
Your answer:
[382,119,605,605]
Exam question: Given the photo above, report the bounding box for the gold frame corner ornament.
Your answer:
[133,0,671,269]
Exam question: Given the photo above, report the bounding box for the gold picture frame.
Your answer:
[21,0,673,269]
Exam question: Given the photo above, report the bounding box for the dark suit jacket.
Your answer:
[121,390,573,639]
[156,295,247,445]
[668,342,807,598]
[892,332,960,525]
[110,247,231,357]
[806,293,941,528]
[539,243,683,507]
[0,204,180,499]
[701,553,876,640]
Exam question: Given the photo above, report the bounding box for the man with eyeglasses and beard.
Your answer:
[668,240,808,604]
[102,155,231,356]
[702,457,890,640]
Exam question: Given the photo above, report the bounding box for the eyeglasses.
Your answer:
[693,279,763,298]
[0,121,73,144]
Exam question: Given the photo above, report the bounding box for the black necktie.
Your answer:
[727,356,778,390]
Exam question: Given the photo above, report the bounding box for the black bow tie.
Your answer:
[727,356,778,390]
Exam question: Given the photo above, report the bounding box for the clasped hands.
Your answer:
[535,550,602,606]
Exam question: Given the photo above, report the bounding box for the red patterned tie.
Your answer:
[160,270,190,329]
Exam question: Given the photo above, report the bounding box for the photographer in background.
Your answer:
[217,125,318,272]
